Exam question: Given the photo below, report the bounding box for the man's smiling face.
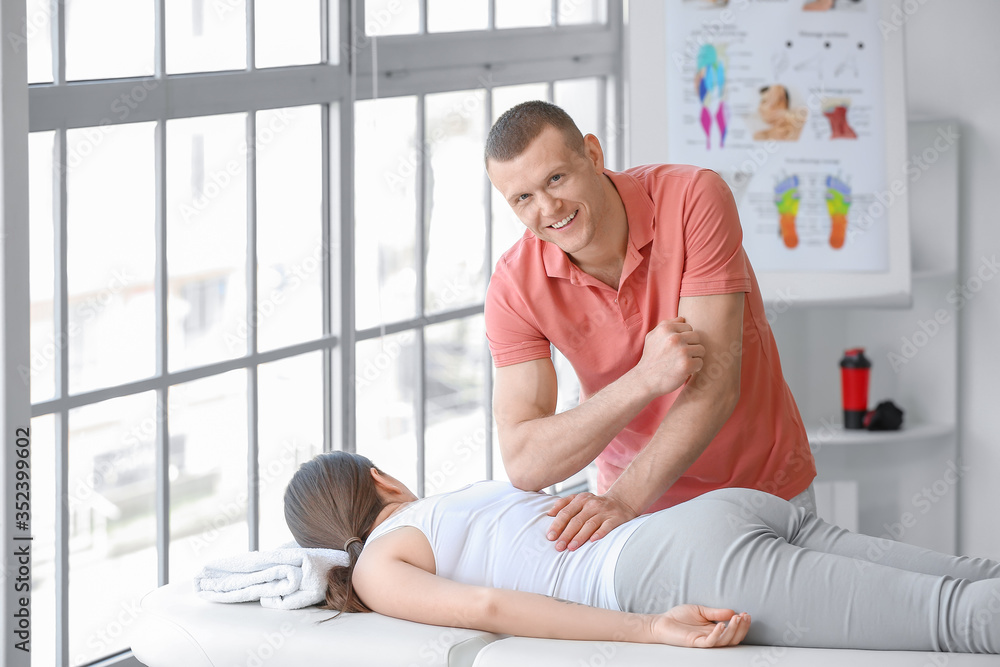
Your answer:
[487,125,608,258]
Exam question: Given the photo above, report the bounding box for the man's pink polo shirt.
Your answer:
[485,164,816,512]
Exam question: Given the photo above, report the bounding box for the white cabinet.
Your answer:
[770,120,961,554]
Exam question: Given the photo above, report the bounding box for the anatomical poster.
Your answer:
[665,0,891,272]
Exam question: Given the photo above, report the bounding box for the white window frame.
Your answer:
[2,1,624,665]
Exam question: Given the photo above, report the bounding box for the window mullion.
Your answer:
[52,132,69,412]
[246,0,256,70]
[154,0,165,77]
[246,112,260,550]
[598,74,609,161]
[337,106,356,453]
[415,94,427,496]
[353,0,364,58]
[321,102,334,453]
[53,126,70,667]
[54,410,70,667]
[154,384,171,581]
[320,0,329,65]
[247,370,259,551]
[610,0,625,169]
[52,0,65,85]
[482,86,494,481]
[153,119,170,585]
[336,0,356,454]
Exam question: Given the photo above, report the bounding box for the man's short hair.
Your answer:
[485,100,586,165]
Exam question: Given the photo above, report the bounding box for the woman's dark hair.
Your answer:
[485,100,586,165]
[283,451,386,616]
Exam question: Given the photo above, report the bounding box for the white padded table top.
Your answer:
[471,637,999,666]
[129,580,500,667]
[128,580,999,666]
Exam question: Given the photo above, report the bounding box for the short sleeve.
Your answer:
[484,260,552,368]
[678,169,752,297]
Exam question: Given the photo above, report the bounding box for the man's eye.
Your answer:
[551,174,562,183]
[517,194,530,202]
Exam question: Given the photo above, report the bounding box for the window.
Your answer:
[22,1,621,664]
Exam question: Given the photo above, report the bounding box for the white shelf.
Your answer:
[912,268,957,281]
[806,422,955,447]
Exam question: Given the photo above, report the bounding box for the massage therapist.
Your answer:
[484,101,817,552]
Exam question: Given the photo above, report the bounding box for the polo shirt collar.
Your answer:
[607,168,655,254]
[540,169,656,284]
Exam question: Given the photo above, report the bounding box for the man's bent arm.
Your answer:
[495,319,705,492]
[604,293,744,516]
[494,360,653,491]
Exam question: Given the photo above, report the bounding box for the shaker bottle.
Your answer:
[840,348,871,430]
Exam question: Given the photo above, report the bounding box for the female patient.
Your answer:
[284,451,1000,653]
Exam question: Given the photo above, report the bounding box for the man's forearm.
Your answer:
[502,366,657,491]
[606,292,745,514]
[606,380,738,515]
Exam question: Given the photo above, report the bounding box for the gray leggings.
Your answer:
[614,488,1000,653]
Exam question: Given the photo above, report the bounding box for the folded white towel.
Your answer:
[195,545,349,610]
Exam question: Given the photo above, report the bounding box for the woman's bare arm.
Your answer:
[352,526,749,647]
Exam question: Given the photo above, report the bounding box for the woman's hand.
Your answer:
[650,605,750,648]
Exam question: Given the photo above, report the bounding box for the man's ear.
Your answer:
[583,133,605,173]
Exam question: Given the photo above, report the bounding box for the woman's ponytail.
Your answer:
[284,452,387,617]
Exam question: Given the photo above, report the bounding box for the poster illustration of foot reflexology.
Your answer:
[665,0,889,272]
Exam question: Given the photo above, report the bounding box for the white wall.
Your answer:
[903,0,1000,558]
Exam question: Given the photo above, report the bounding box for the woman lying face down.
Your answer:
[283,451,1000,653]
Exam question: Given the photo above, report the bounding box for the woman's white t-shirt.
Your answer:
[365,480,651,610]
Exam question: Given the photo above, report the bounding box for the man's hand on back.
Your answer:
[541,317,704,550]
[545,492,639,552]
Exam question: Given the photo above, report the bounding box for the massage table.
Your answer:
[129,580,997,666]
[129,579,497,666]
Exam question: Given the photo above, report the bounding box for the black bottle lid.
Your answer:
[840,348,871,369]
